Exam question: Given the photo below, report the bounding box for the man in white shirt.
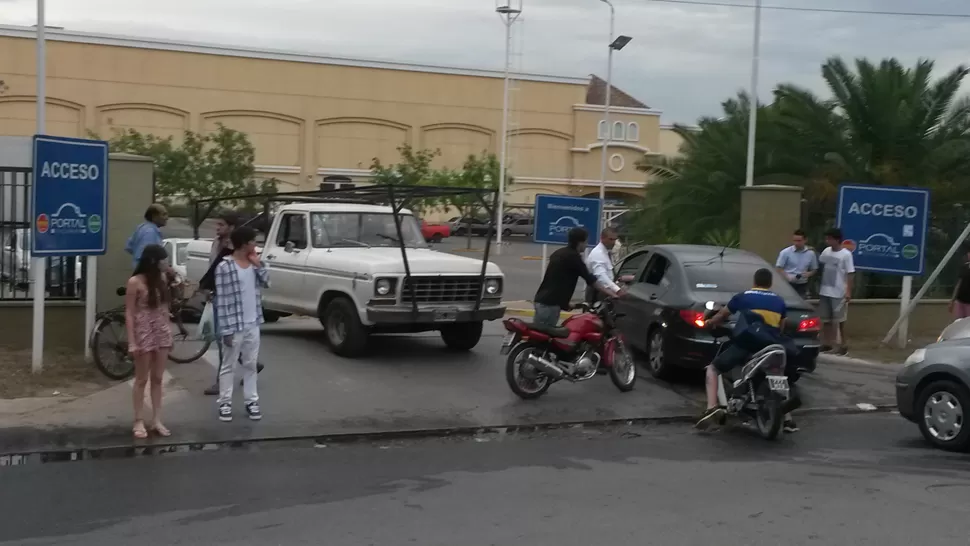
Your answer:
[817,227,855,355]
[585,227,627,304]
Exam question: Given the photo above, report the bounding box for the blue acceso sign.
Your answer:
[836,183,929,276]
[31,135,110,257]
[533,194,602,246]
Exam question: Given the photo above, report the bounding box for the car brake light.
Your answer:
[679,310,706,328]
[798,317,820,332]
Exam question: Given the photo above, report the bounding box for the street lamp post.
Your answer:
[598,0,631,225]
[32,0,47,374]
[743,0,762,187]
[495,1,522,255]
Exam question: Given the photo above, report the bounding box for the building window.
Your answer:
[612,121,625,141]
[321,175,355,191]
[598,120,608,140]
[627,122,640,142]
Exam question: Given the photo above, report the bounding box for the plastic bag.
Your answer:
[198,302,216,342]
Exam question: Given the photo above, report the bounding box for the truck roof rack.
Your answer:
[191,183,500,316]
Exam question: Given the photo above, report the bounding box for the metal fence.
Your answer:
[802,202,970,299]
[0,167,85,301]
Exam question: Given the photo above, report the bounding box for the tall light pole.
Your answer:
[598,0,631,225]
[743,0,762,187]
[495,0,522,255]
[32,0,47,373]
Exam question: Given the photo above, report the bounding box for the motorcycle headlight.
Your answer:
[375,278,394,297]
[485,278,501,296]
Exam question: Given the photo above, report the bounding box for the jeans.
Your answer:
[218,325,260,405]
[533,303,562,327]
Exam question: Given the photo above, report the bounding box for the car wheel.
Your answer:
[502,228,512,237]
[440,321,484,351]
[646,327,675,380]
[320,297,369,357]
[431,233,443,243]
[916,379,970,452]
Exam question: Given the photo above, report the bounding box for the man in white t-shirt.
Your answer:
[817,227,855,355]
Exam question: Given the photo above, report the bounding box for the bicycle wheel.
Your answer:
[91,314,135,380]
[168,311,212,364]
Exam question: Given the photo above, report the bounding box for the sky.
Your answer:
[3,0,970,124]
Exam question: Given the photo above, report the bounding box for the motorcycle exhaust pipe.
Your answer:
[526,353,566,380]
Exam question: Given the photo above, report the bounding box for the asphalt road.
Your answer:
[3,413,969,545]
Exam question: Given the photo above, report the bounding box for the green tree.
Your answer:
[445,152,505,249]
[96,124,274,226]
[370,144,444,214]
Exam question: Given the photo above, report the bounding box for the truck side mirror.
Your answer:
[284,241,296,253]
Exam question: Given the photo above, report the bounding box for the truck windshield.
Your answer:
[311,212,428,248]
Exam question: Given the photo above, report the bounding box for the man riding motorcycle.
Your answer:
[695,268,799,433]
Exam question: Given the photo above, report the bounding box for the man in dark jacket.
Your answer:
[533,227,623,327]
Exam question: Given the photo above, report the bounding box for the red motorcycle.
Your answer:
[500,299,636,399]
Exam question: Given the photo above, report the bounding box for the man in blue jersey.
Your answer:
[695,268,798,432]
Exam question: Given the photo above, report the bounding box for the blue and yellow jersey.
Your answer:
[727,288,787,331]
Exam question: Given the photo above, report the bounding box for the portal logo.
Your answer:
[47,203,89,235]
[856,233,900,259]
[548,215,584,236]
[36,213,49,234]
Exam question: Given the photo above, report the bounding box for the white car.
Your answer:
[1,227,82,297]
[185,202,506,357]
[162,237,192,279]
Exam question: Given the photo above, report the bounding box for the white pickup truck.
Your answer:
[185,202,506,357]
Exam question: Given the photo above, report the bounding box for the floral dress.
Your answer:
[130,287,173,354]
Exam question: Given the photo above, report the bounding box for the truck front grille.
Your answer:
[401,276,483,303]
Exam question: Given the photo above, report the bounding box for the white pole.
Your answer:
[743,0,762,187]
[84,257,97,360]
[32,0,47,374]
[540,243,547,282]
[496,9,518,257]
[884,220,970,343]
[598,0,615,220]
[897,275,912,349]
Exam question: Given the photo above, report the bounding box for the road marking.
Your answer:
[856,403,878,411]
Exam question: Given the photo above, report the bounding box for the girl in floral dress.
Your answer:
[125,243,174,439]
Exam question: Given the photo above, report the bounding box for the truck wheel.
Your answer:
[440,321,484,351]
[321,297,368,357]
[263,308,281,323]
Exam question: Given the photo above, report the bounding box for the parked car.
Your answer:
[452,216,493,237]
[1,227,82,297]
[420,220,451,243]
[612,244,821,379]
[185,203,506,357]
[501,217,534,237]
[896,318,970,452]
[162,237,192,279]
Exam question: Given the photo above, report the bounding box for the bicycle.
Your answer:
[90,278,212,380]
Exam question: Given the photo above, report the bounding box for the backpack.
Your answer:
[198,248,232,292]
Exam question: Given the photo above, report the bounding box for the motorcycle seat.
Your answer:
[526,323,571,338]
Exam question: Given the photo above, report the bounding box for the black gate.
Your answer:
[0,167,85,301]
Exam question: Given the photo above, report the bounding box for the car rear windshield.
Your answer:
[684,261,802,303]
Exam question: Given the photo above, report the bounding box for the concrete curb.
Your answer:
[0,404,895,464]
[817,353,903,370]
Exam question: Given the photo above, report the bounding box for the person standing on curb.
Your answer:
[125,244,174,439]
[818,228,855,355]
[949,244,970,319]
[200,211,263,396]
[125,204,168,269]
[775,229,818,299]
[214,226,269,422]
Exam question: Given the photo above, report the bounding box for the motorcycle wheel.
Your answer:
[754,382,784,440]
[608,339,636,392]
[505,343,551,400]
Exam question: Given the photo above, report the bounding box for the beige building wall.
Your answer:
[0,25,678,209]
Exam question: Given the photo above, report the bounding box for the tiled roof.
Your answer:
[585,75,649,109]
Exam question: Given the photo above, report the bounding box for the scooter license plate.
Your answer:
[767,375,789,393]
[500,333,517,355]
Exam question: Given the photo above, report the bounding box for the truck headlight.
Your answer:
[484,278,501,296]
[375,278,394,297]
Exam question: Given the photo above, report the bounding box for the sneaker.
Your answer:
[783,419,799,433]
[218,403,233,422]
[695,407,726,430]
[246,402,262,421]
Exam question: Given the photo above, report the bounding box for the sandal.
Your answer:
[132,420,148,439]
[151,422,171,437]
